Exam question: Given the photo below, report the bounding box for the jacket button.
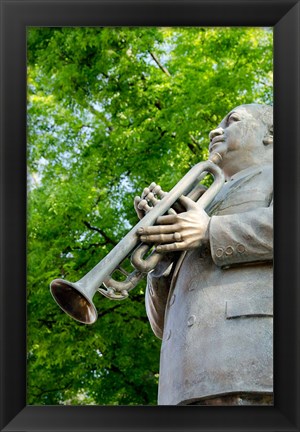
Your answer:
[216,248,223,257]
[237,244,245,253]
[187,315,196,327]
[225,246,234,256]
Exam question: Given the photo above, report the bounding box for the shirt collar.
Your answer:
[228,165,264,182]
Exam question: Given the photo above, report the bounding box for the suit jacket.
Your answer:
[145,163,273,405]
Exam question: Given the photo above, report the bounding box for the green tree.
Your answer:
[27,27,273,405]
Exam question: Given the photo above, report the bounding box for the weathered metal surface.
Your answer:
[145,104,273,405]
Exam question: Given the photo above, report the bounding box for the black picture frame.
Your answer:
[1,0,299,431]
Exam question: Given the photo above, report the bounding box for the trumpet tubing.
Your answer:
[50,152,225,324]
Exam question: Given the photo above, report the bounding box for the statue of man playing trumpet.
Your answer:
[50,103,273,406]
[134,104,273,406]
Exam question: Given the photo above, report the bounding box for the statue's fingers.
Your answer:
[138,224,179,235]
[177,195,199,210]
[140,232,181,244]
[134,196,144,219]
[156,242,185,252]
[148,182,157,192]
[134,196,141,206]
[141,187,150,199]
[156,214,178,225]
[133,196,142,213]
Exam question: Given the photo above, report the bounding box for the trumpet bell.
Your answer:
[50,279,98,324]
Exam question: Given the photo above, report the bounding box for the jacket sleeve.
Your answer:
[145,273,171,339]
[145,254,180,339]
[209,202,273,267]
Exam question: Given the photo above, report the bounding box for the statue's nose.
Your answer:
[209,127,223,141]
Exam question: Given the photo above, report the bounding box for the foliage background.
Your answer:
[27,27,273,405]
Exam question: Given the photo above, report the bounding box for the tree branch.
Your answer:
[188,134,203,154]
[187,143,198,154]
[149,52,171,77]
[31,383,72,397]
[83,220,117,246]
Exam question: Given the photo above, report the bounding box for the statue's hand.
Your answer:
[137,196,210,252]
[134,195,146,220]
[134,183,166,220]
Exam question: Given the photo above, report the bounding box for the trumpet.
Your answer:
[50,152,225,324]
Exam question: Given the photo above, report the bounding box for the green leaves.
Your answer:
[27,27,273,405]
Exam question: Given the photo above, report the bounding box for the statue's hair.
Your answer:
[240,103,273,129]
[232,103,273,146]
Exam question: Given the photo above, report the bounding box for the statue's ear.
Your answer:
[263,125,273,146]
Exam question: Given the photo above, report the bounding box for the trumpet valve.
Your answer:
[138,199,152,214]
[149,183,166,198]
[146,192,159,206]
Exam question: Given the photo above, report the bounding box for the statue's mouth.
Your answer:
[209,136,225,152]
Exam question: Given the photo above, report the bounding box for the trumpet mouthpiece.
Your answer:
[209,152,223,165]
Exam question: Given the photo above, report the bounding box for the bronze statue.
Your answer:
[135,104,273,405]
[50,103,273,407]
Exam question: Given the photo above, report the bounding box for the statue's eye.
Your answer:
[227,113,240,124]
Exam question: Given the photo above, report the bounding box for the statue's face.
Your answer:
[208,105,272,176]
[209,105,267,156]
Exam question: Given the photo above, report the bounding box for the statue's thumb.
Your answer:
[177,195,198,210]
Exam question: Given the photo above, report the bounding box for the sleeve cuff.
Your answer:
[209,215,249,267]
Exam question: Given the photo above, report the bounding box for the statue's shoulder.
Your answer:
[238,163,272,185]
[244,163,272,177]
[259,163,273,188]
[260,163,273,176]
